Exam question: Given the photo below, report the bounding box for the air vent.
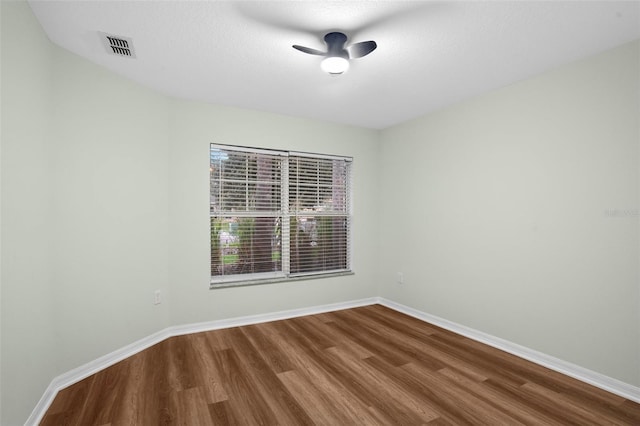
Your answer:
[99,32,136,58]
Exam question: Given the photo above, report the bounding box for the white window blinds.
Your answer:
[210,145,352,286]
[288,155,350,276]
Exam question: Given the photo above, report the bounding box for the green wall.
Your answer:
[1,2,379,424]
[1,1,56,423]
[379,40,640,385]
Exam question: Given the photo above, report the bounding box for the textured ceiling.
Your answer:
[28,1,640,129]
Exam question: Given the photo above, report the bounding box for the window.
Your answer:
[210,144,352,287]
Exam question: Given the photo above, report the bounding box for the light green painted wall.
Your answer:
[1,2,56,424]
[49,39,173,374]
[378,40,640,385]
[1,3,379,423]
[167,100,379,326]
[2,2,174,423]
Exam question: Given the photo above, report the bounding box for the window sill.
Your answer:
[210,271,354,290]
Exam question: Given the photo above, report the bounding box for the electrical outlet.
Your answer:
[153,290,162,305]
[397,272,404,285]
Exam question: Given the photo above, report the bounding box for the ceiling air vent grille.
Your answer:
[99,32,136,58]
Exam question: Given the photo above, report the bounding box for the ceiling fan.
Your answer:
[293,32,377,75]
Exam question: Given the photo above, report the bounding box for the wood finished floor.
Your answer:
[41,304,640,425]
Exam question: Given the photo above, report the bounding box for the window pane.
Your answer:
[210,147,281,214]
[211,216,282,277]
[222,151,248,180]
[289,157,349,214]
[222,181,247,211]
[290,216,349,274]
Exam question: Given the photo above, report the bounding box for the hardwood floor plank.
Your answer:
[326,346,440,423]
[364,356,480,425]
[221,327,315,425]
[426,325,630,420]
[271,316,439,424]
[520,381,630,426]
[298,314,375,359]
[41,305,640,425]
[207,400,236,426]
[344,307,466,372]
[620,399,640,418]
[426,417,458,425]
[106,354,145,426]
[136,340,175,425]
[268,320,390,424]
[40,375,94,426]
[277,369,359,425]
[188,333,229,404]
[239,322,296,374]
[403,361,527,425]
[421,329,533,388]
[165,335,202,392]
[352,308,491,384]
[325,310,414,366]
[288,316,336,350]
[208,347,280,425]
[174,387,215,426]
[357,304,441,337]
[75,357,131,425]
[437,367,563,425]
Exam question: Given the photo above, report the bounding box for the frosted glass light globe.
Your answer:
[321,57,349,74]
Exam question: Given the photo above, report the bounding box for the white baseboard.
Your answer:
[26,297,378,425]
[377,297,640,404]
[166,297,379,337]
[27,296,640,424]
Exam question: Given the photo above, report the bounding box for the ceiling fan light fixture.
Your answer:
[321,56,349,74]
[294,31,375,75]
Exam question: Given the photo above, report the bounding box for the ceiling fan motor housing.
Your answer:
[324,32,349,59]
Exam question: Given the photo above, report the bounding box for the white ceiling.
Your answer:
[28,1,640,129]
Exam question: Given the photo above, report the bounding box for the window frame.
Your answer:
[210,144,353,289]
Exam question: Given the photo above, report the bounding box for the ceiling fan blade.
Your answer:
[348,40,377,58]
[292,45,327,56]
